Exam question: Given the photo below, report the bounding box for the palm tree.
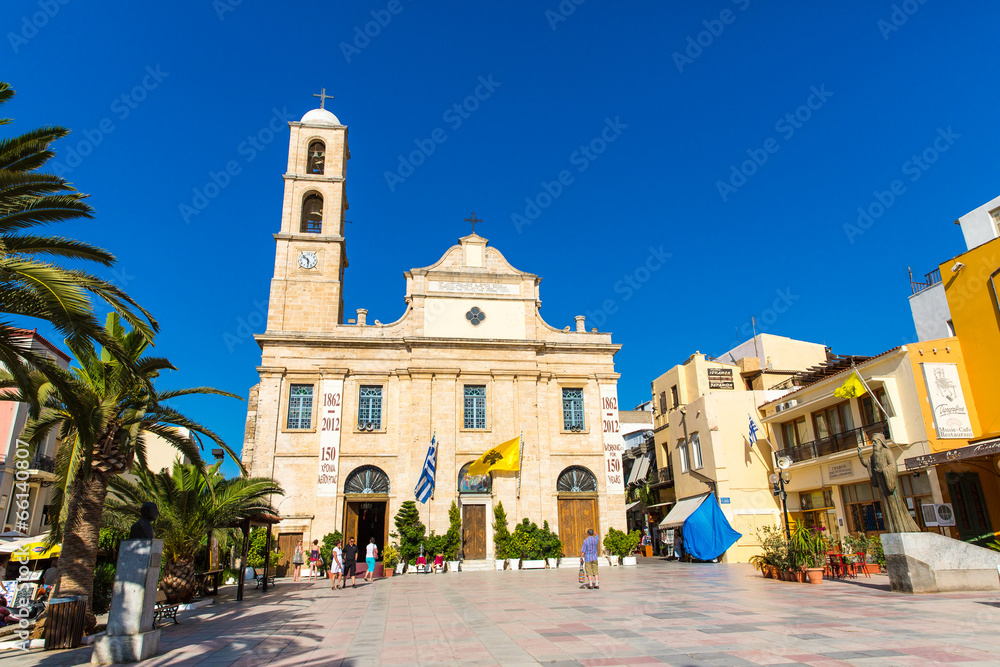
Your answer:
[4,314,241,627]
[104,460,282,602]
[0,81,156,390]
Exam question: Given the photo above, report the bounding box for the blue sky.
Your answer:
[5,1,999,476]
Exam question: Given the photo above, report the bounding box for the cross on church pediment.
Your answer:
[464,211,483,235]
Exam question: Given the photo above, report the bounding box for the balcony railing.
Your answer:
[28,454,56,473]
[776,421,890,464]
[909,267,942,295]
[651,466,673,486]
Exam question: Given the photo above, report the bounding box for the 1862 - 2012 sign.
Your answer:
[600,385,625,494]
[317,378,344,498]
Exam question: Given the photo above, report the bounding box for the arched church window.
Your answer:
[557,466,597,493]
[344,465,390,494]
[301,193,323,234]
[307,140,326,175]
[458,462,492,494]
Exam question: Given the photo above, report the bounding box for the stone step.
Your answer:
[459,559,494,572]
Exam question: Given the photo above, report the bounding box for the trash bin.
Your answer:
[44,596,87,650]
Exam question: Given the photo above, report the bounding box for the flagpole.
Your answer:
[851,363,889,420]
[516,431,523,499]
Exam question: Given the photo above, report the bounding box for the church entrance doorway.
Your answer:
[343,501,387,559]
[462,504,487,559]
[342,466,391,560]
[557,466,599,557]
[275,532,302,577]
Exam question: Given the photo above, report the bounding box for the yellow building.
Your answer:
[760,348,940,544]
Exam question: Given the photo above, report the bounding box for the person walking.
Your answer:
[330,538,343,590]
[309,539,322,581]
[341,536,359,589]
[364,537,378,583]
[292,539,305,582]
[580,528,600,590]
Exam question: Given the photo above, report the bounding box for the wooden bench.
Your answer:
[244,567,276,589]
[196,569,224,596]
[152,590,179,628]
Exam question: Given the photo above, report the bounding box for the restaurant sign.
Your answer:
[708,367,734,390]
[920,362,974,439]
[904,438,1000,471]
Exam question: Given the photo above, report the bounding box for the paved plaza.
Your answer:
[5,560,1000,666]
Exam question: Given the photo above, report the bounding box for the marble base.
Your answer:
[882,531,1000,594]
[90,630,160,665]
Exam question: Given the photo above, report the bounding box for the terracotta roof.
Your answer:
[759,346,904,408]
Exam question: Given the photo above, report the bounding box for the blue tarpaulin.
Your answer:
[682,493,742,561]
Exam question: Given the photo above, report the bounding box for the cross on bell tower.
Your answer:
[313,87,334,110]
[464,211,483,235]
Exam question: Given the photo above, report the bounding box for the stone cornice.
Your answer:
[255,332,620,355]
[274,233,345,242]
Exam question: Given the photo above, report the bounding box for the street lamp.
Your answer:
[770,456,793,541]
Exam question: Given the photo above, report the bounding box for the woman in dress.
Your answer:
[309,539,322,580]
[364,537,378,583]
[330,538,343,590]
[292,539,304,582]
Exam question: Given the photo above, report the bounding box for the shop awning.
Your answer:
[645,502,674,510]
[659,494,711,528]
[626,453,651,486]
[660,493,742,561]
[624,501,642,513]
[0,534,60,559]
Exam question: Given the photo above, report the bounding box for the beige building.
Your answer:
[760,347,940,545]
[650,336,829,562]
[241,103,627,572]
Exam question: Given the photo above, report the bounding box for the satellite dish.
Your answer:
[777,456,792,470]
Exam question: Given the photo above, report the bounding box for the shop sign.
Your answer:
[708,367,734,389]
[719,497,731,504]
[905,438,1000,470]
[827,461,854,481]
[920,362,974,439]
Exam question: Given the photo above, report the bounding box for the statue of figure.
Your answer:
[128,502,159,539]
[858,434,920,533]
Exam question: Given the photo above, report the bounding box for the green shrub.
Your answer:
[492,502,511,559]
[92,562,116,614]
[393,500,427,564]
[538,521,563,559]
[868,533,885,568]
[443,501,462,560]
[383,544,401,569]
[603,527,641,559]
[511,519,545,560]
[246,527,282,569]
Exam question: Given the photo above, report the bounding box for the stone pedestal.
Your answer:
[92,539,163,665]
[882,532,1000,594]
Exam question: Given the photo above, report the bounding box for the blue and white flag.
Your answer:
[748,415,760,445]
[415,434,437,503]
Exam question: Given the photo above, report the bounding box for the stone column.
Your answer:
[91,539,163,665]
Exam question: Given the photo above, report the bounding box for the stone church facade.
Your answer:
[242,103,626,568]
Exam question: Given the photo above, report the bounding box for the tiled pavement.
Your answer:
[4,559,1000,666]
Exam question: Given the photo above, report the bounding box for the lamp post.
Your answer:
[770,470,792,541]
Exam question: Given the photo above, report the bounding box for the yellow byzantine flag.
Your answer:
[468,435,520,475]
[833,372,867,399]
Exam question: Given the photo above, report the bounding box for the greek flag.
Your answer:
[415,434,437,503]
[748,415,760,445]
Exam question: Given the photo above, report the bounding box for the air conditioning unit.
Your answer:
[774,400,797,413]
[921,503,956,527]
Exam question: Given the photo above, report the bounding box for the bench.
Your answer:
[153,590,179,628]
[244,567,276,589]
[196,569,224,596]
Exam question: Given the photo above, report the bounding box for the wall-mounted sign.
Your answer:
[921,363,974,439]
[317,378,344,498]
[905,437,1000,470]
[720,497,731,504]
[827,461,854,481]
[599,384,625,494]
[708,367,734,389]
[428,280,519,295]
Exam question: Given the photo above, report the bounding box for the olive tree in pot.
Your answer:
[604,528,641,566]
[539,521,563,567]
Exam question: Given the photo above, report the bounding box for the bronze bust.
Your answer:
[128,502,159,539]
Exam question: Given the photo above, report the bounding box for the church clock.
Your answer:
[298,251,318,269]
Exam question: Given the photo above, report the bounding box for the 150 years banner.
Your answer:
[600,384,625,494]
[317,378,344,497]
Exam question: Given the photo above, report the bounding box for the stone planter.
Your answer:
[521,559,546,569]
[447,561,460,572]
[494,559,506,571]
[805,567,824,584]
[621,556,637,566]
[546,558,559,568]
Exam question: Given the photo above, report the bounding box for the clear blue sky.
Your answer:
[5,1,999,476]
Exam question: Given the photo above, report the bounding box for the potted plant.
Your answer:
[603,527,641,566]
[393,501,427,571]
[383,544,400,578]
[790,521,827,584]
[492,502,510,571]
[513,519,546,568]
[868,534,886,573]
[444,502,462,572]
[539,521,564,567]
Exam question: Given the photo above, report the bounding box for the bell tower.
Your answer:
[266,92,349,333]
